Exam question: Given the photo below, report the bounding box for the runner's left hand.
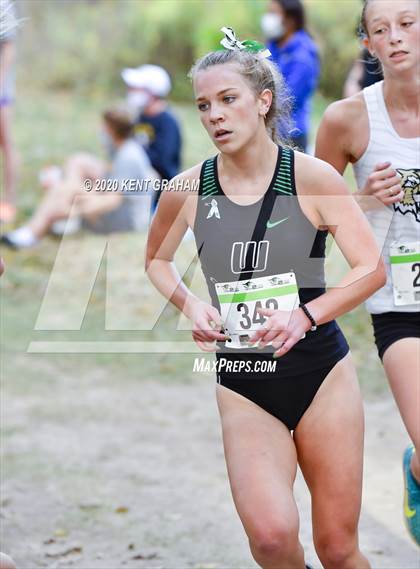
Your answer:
[249,308,311,357]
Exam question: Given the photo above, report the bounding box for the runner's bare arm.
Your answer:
[315,98,361,175]
[146,167,201,319]
[295,154,386,325]
[146,165,228,345]
[316,96,403,208]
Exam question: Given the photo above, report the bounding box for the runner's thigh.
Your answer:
[383,337,420,448]
[216,384,300,539]
[293,354,364,541]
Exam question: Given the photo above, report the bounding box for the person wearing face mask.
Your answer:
[1,107,155,249]
[261,0,320,152]
[121,64,182,208]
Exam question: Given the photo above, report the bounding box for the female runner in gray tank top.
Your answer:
[147,28,385,568]
[316,0,420,547]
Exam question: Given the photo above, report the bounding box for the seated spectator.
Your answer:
[1,107,155,249]
[122,64,182,207]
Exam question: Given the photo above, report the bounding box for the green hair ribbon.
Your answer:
[220,27,271,59]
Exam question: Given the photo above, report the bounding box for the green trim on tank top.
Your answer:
[200,147,294,200]
[201,158,218,200]
[273,147,293,195]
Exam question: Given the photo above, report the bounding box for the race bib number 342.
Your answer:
[390,241,420,306]
[215,272,300,349]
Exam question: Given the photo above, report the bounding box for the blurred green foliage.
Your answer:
[307,0,362,97]
[18,0,362,100]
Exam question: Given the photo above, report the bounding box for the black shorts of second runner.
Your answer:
[371,311,420,360]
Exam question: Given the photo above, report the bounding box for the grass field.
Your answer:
[1,90,386,399]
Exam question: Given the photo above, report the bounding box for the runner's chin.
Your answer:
[214,133,233,147]
[214,134,246,154]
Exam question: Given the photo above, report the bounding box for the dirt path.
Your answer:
[2,369,419,568]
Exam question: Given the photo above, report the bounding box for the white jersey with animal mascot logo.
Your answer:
[353,80,420,314]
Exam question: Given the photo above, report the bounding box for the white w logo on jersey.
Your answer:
[230,240,270,274]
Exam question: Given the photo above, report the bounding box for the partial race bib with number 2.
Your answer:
[215,272,301,349]
[390,241,420,306]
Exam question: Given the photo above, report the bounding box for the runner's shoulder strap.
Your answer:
[199,157,219,199]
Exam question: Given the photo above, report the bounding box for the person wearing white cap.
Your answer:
[121,64,182,207]
[122,64,172,101]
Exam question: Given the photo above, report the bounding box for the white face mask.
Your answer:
[261,12,284,41]
[126,91,151,115]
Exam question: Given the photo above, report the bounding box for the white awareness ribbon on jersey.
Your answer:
[207,198,221,219]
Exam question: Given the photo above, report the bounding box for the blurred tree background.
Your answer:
[18,0,363,101]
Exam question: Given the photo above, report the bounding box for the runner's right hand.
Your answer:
[360,162,404,205]
[190,301,229,352]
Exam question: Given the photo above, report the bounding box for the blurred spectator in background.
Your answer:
[343,1,383,99]
[1,107,155,249]
[261,0,320,152]
[122,64,182,207]
[343,48,383,98]
[0,0,19,224]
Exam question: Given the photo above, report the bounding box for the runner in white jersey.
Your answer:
[316,0,420,547]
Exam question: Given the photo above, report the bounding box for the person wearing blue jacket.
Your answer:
[261,0,320,152]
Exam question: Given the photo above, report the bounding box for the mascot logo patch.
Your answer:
[395,169,420,222]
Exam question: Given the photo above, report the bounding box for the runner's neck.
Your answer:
[218,136,278,187]
[383,75,420,115]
